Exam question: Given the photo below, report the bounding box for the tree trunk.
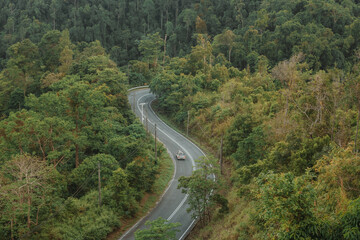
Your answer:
[161,10,163,30]
[166,8,169,23]
[26,183,31,229]
[75,144,79,168]
[75,114,80,168]
[175,2,179,27]
[37,136,46,161]
[73,0,77,27]
[10,218,14,240]
[228,47,232,63]
[355,109,360,155]
[147,13,150,32]
[53,10,56,30]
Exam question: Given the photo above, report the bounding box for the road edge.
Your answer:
[119,87,177,240]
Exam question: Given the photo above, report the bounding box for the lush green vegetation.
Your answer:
[1,0,360,239]
[146,1,360,239]
[134,217,181,240]
[0,0,359,71]
[0,31,168,239]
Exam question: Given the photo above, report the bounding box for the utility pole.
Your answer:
[98,162,102,207]
[132,93,136,112]
[187,110,190,137]
[145,109,148,133]
[155,123,157,164]
[355,110,360,155]
[146,116,148,133]
[220,134,224,175]
[140,103,146,124]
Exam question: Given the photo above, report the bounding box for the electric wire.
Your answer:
[16,91,170,238]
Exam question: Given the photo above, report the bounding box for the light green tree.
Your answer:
[138,32,163,67]
[254,171,319,239]
[0,154,63,239]
[213,29,236,62]
[134,217,181,240]
[5,39,39,96]
[178,156,223,224]
[107,168,138,216]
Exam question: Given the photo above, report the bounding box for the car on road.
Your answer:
[176,150,186,160]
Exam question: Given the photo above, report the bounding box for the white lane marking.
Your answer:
[147,98,207,158]
[133,89,209,240]
[119,91,177,240]
[137,93,196,169]
[167,194,188,221]
[135,91,196,223]
[147,95,216,240]
[127,86,149,92]
[179,219,196,240]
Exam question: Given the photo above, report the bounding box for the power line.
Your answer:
[19,168,98,239]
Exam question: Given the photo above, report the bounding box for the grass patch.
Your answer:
[106,144,174,240]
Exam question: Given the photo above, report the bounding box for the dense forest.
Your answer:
[1,0,360,239]
[0,30,168,239]
[146,1,360,239]
[1,0,358,70]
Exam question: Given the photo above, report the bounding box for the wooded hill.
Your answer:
[1,0,359,70]
[0,31,167,239]
[0,0,360,239]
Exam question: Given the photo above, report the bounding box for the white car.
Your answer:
[176,150,186,160]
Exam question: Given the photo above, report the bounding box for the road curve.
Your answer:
[119,88,204,240]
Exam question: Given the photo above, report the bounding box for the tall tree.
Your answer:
[143,0,155,32]
[0,154,61,239]
[138,32,163,67]
[5,39,39,96]
[213,29,236,62]
[178,157,223,224]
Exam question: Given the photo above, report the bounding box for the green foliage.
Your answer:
[138,32,163,67]
[106,168,138,216]
[0,154,65,239]
[178,157,225,224]
[340,197,360,240]
[126,156,158,198]
[225,114,255,155]
[0,0,359,72]
[253,171,319,239]
[265,136,330,175]
[106,136,142,168]
[44,194,120,240]
[212,193,229,215]
[4,38,40,96]
[0,32,161,239]
[134,217,181,240]
[38,30,62,72]
[314,145,360,212]
[2,1,360,239]
[70,154,119,194]
[0,110,73,164]
[232,126,266,168]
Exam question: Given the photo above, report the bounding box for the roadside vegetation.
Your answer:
[1,0,360,239]
[0,31,171,239]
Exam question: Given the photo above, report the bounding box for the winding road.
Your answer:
[119,88,204,240]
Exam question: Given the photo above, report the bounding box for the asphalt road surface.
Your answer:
[119,88,204,240]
